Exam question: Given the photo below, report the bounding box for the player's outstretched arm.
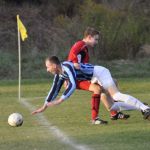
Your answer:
[47,98,64,107]
[31,98,64,115]
[31,104,48,115]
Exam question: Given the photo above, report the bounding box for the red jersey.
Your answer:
[67,40,89,63]
[67,40,90,91]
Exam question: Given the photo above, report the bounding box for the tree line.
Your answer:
[0,0,149,79]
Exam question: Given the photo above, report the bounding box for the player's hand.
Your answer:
[31,104,47,115]
[31,110,39,115]
[31,108,44,115]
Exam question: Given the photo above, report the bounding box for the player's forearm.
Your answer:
[47,98,64,107]
[31,104,47,115]
[39,104,48,112]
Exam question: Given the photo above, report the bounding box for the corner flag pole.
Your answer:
[17,15,21,100]
[17,15,28,101]
[17,15,21,101]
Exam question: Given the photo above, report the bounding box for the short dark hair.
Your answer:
[45,56,60,65]
[84,27,100,38]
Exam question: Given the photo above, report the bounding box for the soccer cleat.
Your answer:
[141,103,149,115]
[143,102,149,106]
[92,118,108,125]
[110,112,130,120]
[143,108,150,120]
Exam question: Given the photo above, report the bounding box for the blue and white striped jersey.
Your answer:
[45,61,94,103]
[77,63,94,80]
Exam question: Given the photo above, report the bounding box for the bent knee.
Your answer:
[89,83,101,94]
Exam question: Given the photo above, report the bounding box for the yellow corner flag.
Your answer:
[17,15,28,41]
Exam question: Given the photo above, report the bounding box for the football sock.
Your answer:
[91,94,100,120]
[110,110,118,117]
[112,92,149,111]
[110,102,138,111]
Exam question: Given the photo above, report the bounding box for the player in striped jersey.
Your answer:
[32,56,150,121]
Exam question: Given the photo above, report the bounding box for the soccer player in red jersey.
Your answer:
[67,27,129,123]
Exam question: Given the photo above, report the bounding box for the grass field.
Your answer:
[0,78,150,150]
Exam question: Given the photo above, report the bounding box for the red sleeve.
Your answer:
[67,41,86,63]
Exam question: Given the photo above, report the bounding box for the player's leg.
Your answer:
[92,73,130,120]
[111,89,150,120]
[65,80,101,121]
[105,81,149,113]
[88,83,101,121]
[101,92,130,120]
[89,85,130,120]
[108,78,119,119]
[85,76,138,118]
[99,92,138,113]
[78,81,129,122]
[102,80,130,120]
[77,80,107,124]
[100,93,113,111]
[94,66,150,120]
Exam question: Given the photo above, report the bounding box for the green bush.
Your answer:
[0,52,18,79]
[0,0,150,79]
[79,0,150,59]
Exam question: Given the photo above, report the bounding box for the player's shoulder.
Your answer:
[72,40,86,49]
[62,61,74,67]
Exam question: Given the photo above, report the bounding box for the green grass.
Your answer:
[0,78,150,150]
[96,58,150,78]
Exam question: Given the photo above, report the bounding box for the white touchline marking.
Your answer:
[20,98,92,150]
[21,96,45,101]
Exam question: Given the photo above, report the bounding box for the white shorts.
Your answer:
[91,66,115,89]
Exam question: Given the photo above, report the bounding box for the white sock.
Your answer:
[112,92,149,111]
[110,102,139,111]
